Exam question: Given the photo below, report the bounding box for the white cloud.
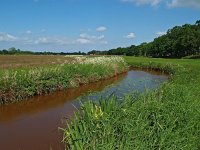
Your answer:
[79,33,102,40]
[156,31,166,36]
[78,33,105,44]
[167,0,200,8]
[121,0,200,8]
[26,30,32,34]
[121,0,162,6]
[0,33,18,42]
[79,33,95,39]
[96,26,107,32]
[100,41,108,44]
[34,36,72,45]
[77,38,92,44]
[34,37,50,44]
[0,31,107,47]
[125,32,136,39]
[97,35,105,40]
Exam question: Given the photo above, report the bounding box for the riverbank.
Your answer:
[0,56,128,105]
[62,57,200,149]
[0,68,167,150]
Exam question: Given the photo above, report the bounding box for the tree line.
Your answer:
[0,47,86,55]
[88,20,200,58]
[1,20,199,58]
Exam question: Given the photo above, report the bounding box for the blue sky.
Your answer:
[0,0,199,52]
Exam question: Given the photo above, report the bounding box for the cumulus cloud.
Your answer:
[34,37,50,44]
[125,32,136,39]
[0,33,18,42]
[0,31,107,46]
[121,0,162,6]
[122,0,200,8]
[34,36,72,45]
[79,33,96,39]
[96,26,107,32]
[26,30,32,34]
[79,33,104,40]
[100,41,108,44]
[167,0,200,8]
[97,35,105,40]
[77,38,92,44]
[78,33,106,44]
[156,31,166,36]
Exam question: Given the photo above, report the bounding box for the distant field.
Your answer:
[0,55,74,69]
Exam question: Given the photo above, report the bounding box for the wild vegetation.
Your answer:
[0,56,127,105]
[62,57,200,149]
[88,20,200,58]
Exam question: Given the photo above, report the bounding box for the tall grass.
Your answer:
[62,57,200,149]
[0,56,128,105]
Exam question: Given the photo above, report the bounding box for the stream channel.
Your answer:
[0,69,168,150]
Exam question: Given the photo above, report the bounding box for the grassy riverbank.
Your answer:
[62,57,200,149]
[0,56,127,105]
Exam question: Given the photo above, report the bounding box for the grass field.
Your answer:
[0,55,128,104]
[62,57,200,149]
[0,55,75,69]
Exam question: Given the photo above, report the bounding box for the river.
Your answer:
[0,69,168,150]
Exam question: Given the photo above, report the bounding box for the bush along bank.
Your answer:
[0,56,128,105]
[61,57,200,149]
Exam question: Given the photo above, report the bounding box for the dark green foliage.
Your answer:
[0,47,86,55]
[88,20,200,58]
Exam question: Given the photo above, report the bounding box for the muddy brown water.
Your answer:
[0,69,168,150]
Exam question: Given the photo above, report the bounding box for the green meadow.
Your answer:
[62,57,200,149]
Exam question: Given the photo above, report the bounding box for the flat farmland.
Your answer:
[0,55,74,69]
